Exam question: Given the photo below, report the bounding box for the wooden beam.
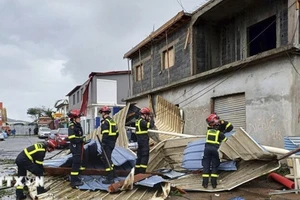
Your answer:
[44,167,130,176]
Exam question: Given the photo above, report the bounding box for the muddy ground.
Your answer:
[1,136,300,200]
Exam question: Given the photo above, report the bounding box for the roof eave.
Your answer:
[124,11,192,59]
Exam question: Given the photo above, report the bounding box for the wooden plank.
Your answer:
[44,167,130,176]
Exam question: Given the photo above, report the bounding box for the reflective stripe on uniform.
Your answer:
[211,174,219,177]
[35,160,43,165]
[24,143,45,162]
[135,119,148,134]
[140,165,147,169]
[225,122,231,129]
[101,118,118,136]
[71,172,79,175]
[135,165,141,168]
[68,135,84,139]
[80,166,85,170]
[202,174,210,177]
[16,186,23,189]
[206,129,220,144]
[105,167,112,171]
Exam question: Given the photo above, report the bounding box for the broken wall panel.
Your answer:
[155,96,184,142]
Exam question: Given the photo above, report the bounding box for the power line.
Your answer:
[285,11,300,76]
[176,0,186,12]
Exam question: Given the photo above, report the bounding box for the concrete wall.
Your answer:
[292,56,300,138]
[130,55,296,148]
[131,23,191,95]
[194,0,288,73]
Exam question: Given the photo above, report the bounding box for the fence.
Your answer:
[10,125,36,135]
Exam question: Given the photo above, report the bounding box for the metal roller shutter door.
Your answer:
[214,93,246,130]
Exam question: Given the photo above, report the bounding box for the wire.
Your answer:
[286,51,300,75]
[154,1,297,114]
[285,11,300,76]
[176,0,186,12]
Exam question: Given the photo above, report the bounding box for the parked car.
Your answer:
[53,128,69,148]
[38,127,51,139]
[0,132,4,141]
[49,129,58,139]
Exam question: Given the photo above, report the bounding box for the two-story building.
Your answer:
[124,0,300,147]
[66,70,131,134]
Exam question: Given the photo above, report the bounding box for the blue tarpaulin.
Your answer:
[181,131,237,171]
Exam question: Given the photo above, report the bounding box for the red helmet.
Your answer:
[67,110,82,118]
[47,140,57,149]
[206,113,219,126]
[99,106,111,113]
[140,107,151,115]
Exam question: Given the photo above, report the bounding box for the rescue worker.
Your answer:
[99,106,119,184]
[135,107,154,174]
[67,109,85,188]
[206,113,233,133]
[202,114,230,189]
[15,140,57,200]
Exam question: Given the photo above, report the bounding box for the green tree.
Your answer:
[42,106,55,120]
[27,107,43,120]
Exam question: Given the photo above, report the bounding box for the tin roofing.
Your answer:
[66,85,81,96]
[181,131,237,171]
[170,128,280,192]
[284,136,300,155]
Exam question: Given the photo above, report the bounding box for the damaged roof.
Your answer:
[124,11,191,59]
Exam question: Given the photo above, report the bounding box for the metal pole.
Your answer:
[96,134,112,169]
[125,126,202,138]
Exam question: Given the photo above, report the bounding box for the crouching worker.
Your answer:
[202,114,228,189]
[15,140,57,200]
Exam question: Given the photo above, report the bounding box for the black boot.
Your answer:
[37,186,49,195]
[112,169,118,178]
[202,177,209,189]
[134,168,140,175]
[70,176,84,188]
[211,177,217,189]
[102,171,114,184]
[16,188,26,200]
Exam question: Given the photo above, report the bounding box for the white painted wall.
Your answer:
[96,79,117,105]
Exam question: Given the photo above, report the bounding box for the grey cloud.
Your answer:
[0,0,207,120]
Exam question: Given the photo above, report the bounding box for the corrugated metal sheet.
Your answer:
[170,128,280,192]
[181,131,237,171]
[219,128,276,161]
[284,136,300,155]
[135,175,167,187]
[44,140,136,169]
[155,96,184,142]
[214,93,246,130]
[32,176,170,200]
[79,175,126,191]
[170,160,280,192]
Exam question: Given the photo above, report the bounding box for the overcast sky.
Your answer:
[0,0,207,121]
